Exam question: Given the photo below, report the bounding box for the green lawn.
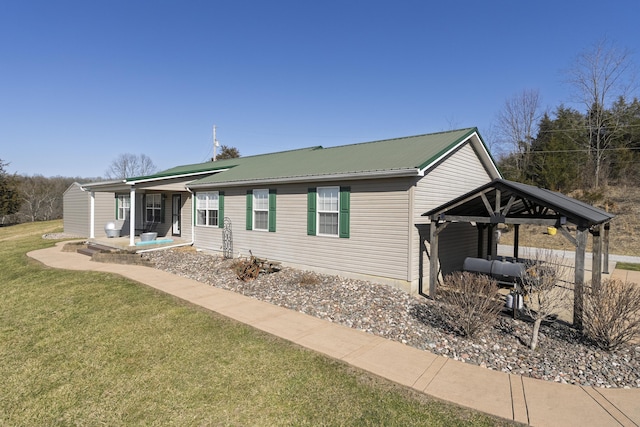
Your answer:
[616,262,640,272]
[0,221,513,426]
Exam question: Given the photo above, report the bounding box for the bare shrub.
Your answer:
[230,257,260,281]
[441,272,502,338]
[298,271,321,286]
[520,250,571,351]
[583,278,640,351]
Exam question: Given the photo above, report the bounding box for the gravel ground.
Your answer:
[142,248,640,389]
[43,233,85,240]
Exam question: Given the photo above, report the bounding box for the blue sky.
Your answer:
[2,1,639,178]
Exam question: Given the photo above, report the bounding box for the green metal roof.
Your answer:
[186,128,485,187]
[423,178,615,226]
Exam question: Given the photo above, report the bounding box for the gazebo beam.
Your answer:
[438,214,558,226]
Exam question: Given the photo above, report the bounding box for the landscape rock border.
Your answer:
[143,248,640,389]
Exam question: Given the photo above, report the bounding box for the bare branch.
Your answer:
[105,153,157,179]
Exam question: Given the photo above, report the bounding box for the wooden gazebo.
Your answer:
[423,179,615,327]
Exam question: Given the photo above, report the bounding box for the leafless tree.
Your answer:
[564,38,637,188]
[19,175,60,222]
[519,250,571,351]
[105,153,157,179]
[495,89,543,182]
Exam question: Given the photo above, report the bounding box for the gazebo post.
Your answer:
[513,224,520,261]
[477,224,485,259]
[429,220,449,298]
[591,224,603,291]
[429,222,439,298]
[603,222,610,274]
[573,226,588,329]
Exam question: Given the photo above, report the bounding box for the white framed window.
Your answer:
[116,194,130,220]
[145,193,162,223]
[196,192,219,227]
[317,187,339,236]
[253,189,269,231]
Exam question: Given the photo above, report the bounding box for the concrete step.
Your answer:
[87,243,117,252]
[77,243,116,257]
[77,247,101,257]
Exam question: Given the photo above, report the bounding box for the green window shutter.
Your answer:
[218,191,225,228]
[339,186,350,238]
[115,194,119,219]
[307,188,316,236]
[268,189,276,232]
[246,190,253,230]
[142,194,146,223]
[160,194,166,223]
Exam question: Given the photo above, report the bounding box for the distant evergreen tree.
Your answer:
[530,106,586,192]
[608,97,640,185]
[0,159,21,224]
[215,145,240,160]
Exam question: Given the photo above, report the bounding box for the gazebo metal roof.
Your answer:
[423,178,614,227]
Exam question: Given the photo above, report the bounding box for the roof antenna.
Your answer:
[212,125,220,161]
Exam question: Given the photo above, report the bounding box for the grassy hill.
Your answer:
[501,185,640,256]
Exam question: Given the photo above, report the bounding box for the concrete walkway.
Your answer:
[28,243,640,427]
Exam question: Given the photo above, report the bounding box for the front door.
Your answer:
[172,194,181,236]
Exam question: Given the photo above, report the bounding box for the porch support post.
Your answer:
[603,222,610,274]
[89,191,95,238]
[573,226,588,329]
[129,186,136,247]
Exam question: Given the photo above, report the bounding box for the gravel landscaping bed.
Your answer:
[142,249,640,388]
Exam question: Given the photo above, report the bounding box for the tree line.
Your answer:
[0,159,97,225]
[495,39,639,192]
[1,146,242,225]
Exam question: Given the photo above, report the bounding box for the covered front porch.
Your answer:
[82,175,195,247]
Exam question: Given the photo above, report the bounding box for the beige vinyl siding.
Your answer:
[63,183,116,237]
[63,183,89,236]
[437,222,479,275]
[94,195,117,237]
[194,178,414,286]
[415,142,493,216]
[180,193,193,241]
[409,142,494,288]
